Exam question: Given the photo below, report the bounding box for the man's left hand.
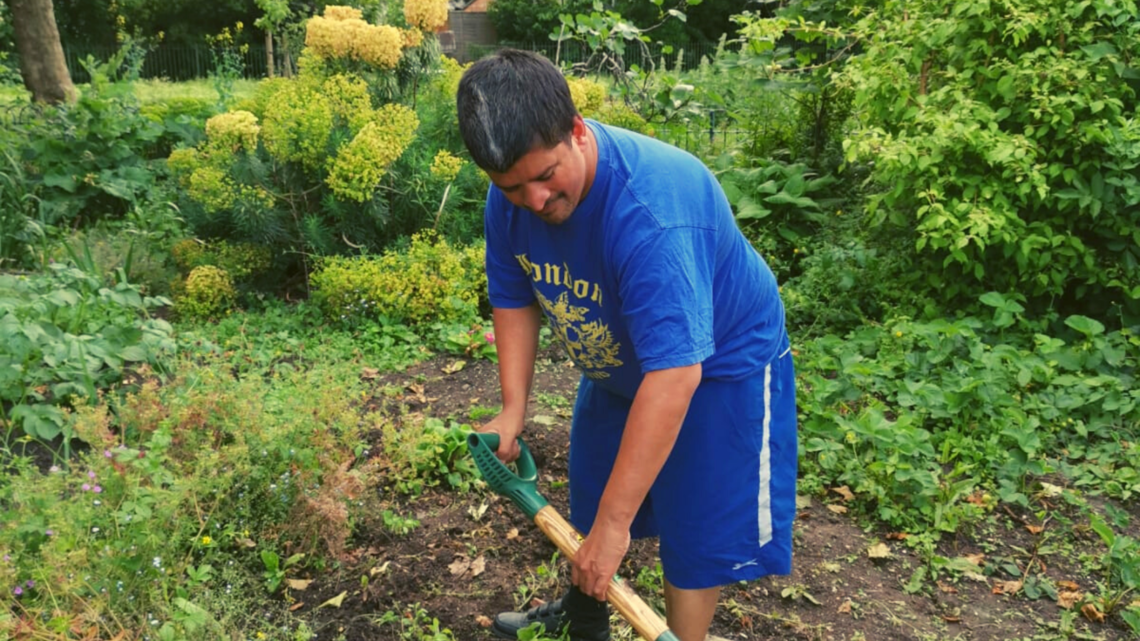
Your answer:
[571,520,631,601]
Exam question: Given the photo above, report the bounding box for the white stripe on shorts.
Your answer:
[758,361,773,546]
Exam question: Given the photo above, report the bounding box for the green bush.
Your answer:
[837,0,1140,322]
[309,231,486,327]
[174,265,236,320]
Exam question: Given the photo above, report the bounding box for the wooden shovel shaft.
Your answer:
[533,505,672,641]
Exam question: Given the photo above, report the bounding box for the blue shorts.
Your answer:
[568,347,797,590]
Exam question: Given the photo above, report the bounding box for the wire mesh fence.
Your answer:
[467,40,728,71]
[62,44,281,84]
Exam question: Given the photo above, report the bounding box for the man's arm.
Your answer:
[571,362,703,600]
[480,304,542,462]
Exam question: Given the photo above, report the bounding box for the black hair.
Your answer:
[456,49,578,173]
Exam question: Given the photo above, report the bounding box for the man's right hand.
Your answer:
[478,411,525,463]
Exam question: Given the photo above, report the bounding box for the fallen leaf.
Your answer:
[287,579,313,591]
[940,615,961,623]
[531,415,556,426]
[867,543,892,559]
[319,591,347,609]
[1025,524,1044,535]
[938,582,958,594]
[965,491,988,506]
[475,615,493,628]
[449,557,471,576]
[361,367,379,380]
[1056,580,1079,591]
[1081,603,1105,623]
[826,504,848,515]
[235,537,257,548]
[963,553,985,567]
[442,360,465,374]
[795,495,812,510]
[886,532,909,540]
[963,572,988,583]
[993,580,1023,595]
[370,561,391,577]
[1038,482,1064,498]
[831,486,855,502]
[471,555,486,577]
[1058,591,1083,610]
[837,600,853,614]
[506,528,519,540]
[289,602,304,611]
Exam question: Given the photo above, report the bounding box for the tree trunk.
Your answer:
[10,0,77,104]
[265,29,274,78]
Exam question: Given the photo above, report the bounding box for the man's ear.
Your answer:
[570,115,588,146]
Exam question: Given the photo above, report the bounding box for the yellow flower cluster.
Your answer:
[186,167,274,213]
[594,101,647,134]
[429,149,464,183]
[305,13,404,69]
[404,0,448,32]
[166,147,200,185]
[176,265,236,320]
[310,232,484,325]
[326,104,419,202]
[435,56,469,99]
[261,85,334,169]
[322,5,363,21]
[323,74,374,134]
[205,110,260,152]
[567,77,606,116]
[401,28,424,49]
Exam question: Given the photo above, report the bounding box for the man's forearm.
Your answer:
[594,364,702,530]
[493,304,542,419]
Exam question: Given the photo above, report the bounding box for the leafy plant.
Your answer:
[381,509,421,536]
[261,550,305,593]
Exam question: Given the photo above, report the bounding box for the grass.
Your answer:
[0,77,259,107]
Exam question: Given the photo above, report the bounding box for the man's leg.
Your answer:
[663,581,721,641]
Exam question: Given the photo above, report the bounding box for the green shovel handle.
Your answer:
[466,432,549,519]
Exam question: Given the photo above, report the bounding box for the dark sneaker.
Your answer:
[490,587,610,641]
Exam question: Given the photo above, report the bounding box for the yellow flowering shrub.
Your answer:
[233,77,293,118]
[401,28,424,49]
[404,0,448,32]
[322,5,363,21]
[175,265,236,320]
[261,84,334,169]
[594,101,648,134]
[205,110,260,152]
[325,104,419,202]
[166,148,201,186]
[429,150,464,183]
[172,238,207,271]
[172,239,272,281]
[323,74,374,134]
[305,12,403,70]
[310,232,484,325]
[188,166,238,212]
[436,56,469,99]
[567,77,606,116]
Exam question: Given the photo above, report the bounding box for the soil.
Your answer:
[267,348,1135,640]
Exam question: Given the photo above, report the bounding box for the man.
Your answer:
[457,49,796,641]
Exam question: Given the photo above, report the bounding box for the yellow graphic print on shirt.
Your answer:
[514,253,623,379]
[534,290,623,379]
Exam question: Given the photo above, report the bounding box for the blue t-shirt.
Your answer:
[485,121,786,400]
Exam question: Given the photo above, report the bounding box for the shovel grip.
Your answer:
[533,505,678,641]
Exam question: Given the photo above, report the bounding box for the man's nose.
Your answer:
[523,184,551,213]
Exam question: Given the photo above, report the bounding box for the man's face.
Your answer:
[486,116,593,225]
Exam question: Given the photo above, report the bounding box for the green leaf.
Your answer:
[120,345,148,362]
[1064,315,1105,337]
[1081,42,1118,61]
[995,75,1015,100]
[734,196,771,220]
[43,171,78,193]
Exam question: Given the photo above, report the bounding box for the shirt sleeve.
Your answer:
[616,225,716,373]
[484,189,536,309]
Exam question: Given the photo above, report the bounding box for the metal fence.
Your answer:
[467,40,729,72]
[63,44,280,84]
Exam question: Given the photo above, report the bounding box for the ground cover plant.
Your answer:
[2,0,1139,639]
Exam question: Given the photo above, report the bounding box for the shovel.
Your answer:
[467,432,681,641]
